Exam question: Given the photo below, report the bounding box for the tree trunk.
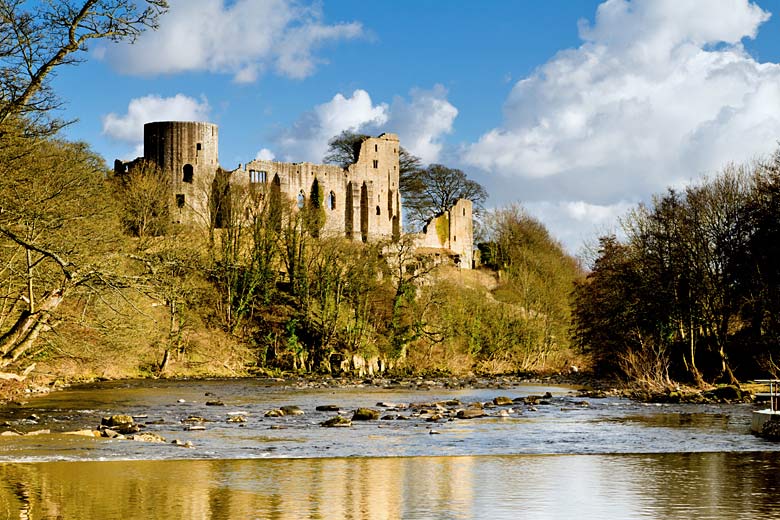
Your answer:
[0,290,63,366]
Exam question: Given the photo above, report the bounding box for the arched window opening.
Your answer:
[376,206,381,216]
[327,191,336,210]
[176,194,185,208]
[297,190,305,209]
[183,164,194,183]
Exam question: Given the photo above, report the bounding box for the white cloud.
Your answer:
[255,148,276,161]
[522,200,636,257]
[277,89,389,162]
[276,87,457,164]
[102,94,211,157]
[463,0,780,253]
[387,86,458,164]
[104,0,363,82]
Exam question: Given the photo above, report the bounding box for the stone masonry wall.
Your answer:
[143,121,219,224]
[119,122,472,266]
[415,199,474,268]
[235,133,401,241]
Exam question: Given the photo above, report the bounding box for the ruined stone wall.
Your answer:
[143,121,219,224]
[235,133,401,241]
[118,123,475,263]
[415,199,474,268]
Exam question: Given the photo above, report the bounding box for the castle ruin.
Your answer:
[116,121,474,267]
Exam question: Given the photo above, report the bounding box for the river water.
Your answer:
[0,378,778,518]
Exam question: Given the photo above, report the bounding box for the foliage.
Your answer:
[114,160,171,242]
[0,135,120,368]
[322,130,369,168]
[573,156,780,385]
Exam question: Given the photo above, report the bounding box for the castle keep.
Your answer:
[117,121,474,267]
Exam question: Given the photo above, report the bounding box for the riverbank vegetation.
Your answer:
[0,2,583,386]
[574,154,780,388]
[0,133,585,383]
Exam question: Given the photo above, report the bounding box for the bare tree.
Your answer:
[0,0,168,135]
[0,138,120,369]
[114,160,171,244]
[403,164,487,231]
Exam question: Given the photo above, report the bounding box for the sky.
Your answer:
[52,0,780,256]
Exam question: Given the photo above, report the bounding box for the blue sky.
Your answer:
[53,0,780,254]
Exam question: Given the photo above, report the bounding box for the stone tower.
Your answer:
[143,121,219,223]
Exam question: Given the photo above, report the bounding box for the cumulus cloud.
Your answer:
[387,86,458,164]
[463,0,780,253]
[255,148,276,161]
[276,89,388,162]
[103,0,362,82]
[523,199,635,254]
[102,94,211,158]
[276,87,457,163]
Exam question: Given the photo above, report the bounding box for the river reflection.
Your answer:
[1,452,779,519]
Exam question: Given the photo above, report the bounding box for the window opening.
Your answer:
[297,191,305,209]
[176,194,185,208]
[372,160,378,169]
[327,191,336,210]
[183,164,194,183]
[376,206,381,216]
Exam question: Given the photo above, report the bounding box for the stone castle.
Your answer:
[116,121,474,268]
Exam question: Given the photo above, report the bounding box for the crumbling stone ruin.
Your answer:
[115,121,475,267]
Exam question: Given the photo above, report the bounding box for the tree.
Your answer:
[0,0,166,375]
[323,130,368,168]
[0,0,168,136]
[403,164,487,231]
[114,160,170,243]
[0,137,119,369]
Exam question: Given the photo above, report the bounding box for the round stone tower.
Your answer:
[143,121,219,224]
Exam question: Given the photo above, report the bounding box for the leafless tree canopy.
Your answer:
[0,0,168,136]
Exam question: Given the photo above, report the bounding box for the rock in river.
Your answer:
[132,432,166,443]
[493,396,514,406]
[352,408,380,421]
[321,415,352,428]
[457,409,486,420]
[101,415,134,428]
[280,405,304,416]
[316,405,340,412]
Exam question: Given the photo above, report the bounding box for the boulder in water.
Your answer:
[321,415,352,427]
[352,408,380,421]
[280,405,304,416]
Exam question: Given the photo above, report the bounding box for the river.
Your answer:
[0,378,777,518]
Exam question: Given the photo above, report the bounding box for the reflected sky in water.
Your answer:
[1,452,779,519]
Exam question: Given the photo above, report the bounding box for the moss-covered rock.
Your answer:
[352,408,380,421]
[321,415,352,427]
